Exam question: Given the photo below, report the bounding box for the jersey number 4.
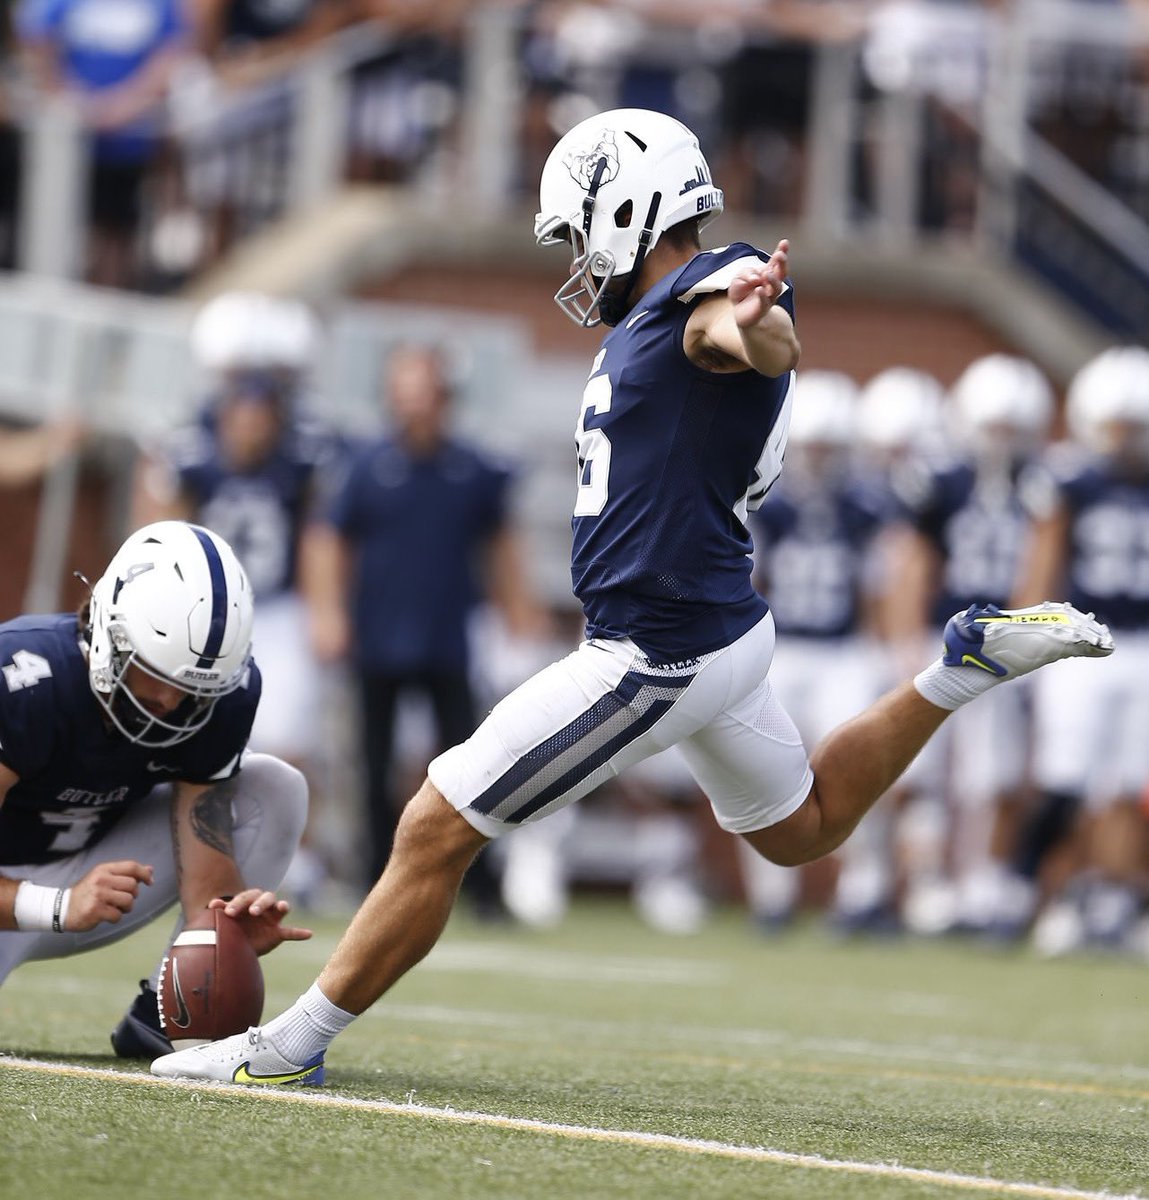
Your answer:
[3,650,52,693]
[575,362,613,518]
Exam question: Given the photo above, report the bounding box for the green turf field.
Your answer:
[2,899,1146,1199]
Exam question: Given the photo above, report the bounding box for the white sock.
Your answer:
[913,657,1001,711]
[262,982,356,1064]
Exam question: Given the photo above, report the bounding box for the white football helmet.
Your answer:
[191,292,318,374]
[535,107,724,328]
[951,354,1053,457]
[857,367,946,456]
[1066,345,1149,454]
[788,371,858,446]
[86,522,254,747]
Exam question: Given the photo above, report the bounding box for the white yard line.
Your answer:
[1,1057,1142,1200]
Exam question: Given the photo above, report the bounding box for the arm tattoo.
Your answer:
[189,779,238,857]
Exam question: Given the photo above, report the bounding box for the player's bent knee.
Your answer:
[240,753,309,843]
[741,790,823,867]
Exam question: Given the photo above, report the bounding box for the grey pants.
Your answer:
[0,754,308,987]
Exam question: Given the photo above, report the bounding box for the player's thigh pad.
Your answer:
[430,614,795,837]
[677,676,813,835]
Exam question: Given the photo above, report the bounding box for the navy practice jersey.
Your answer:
[165,410,340,599]
[0,614,261,865]
[1024,450,1149,631]
[572,243,795,661]
[895,458,1034,623]
[327,436,511,673]
[752,477,888,638]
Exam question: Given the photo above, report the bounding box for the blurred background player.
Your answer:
[0,520,309,1058]
[133,291,341,904]
[831,365,949,932]
[886,354,1054,936]
[1009,346,1149,955]
[303,341,543,916]
[741,370,890,930]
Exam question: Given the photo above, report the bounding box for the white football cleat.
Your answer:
[151,1027,325,1086]
[941,602,1114,680]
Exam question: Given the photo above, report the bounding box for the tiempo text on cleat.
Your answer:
[941,602,1114,681]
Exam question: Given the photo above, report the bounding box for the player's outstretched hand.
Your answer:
[211,890,313,956]
[728,239,789,329]
[68,860,153,930]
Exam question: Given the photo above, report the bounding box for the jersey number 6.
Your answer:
[575,368,612,518]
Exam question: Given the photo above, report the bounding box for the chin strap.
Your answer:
[582,155,609,237]
[599,191,662,328]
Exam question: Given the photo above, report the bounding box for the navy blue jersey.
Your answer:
[752,477,888,638]
[327,436,511,673]
[1025,450,1149,631]
[572,243,795,661]
[166,411,340,599]
[0,614,261,865]
[895,458,1033,623]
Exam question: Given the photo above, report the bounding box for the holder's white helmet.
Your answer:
[1066,346,1149,453]
[86,522,254,747]
[535,107,724,328]
[858,367,946,454]
[788,371,858,446]
[951,354,1053,435]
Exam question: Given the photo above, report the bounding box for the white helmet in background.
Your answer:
[1066,345,1149,454]
[951,354,1053,456]
[535,107,724,328]
[191,292,319,374]
[857,367,946,455]
[86,522,254,747]
[788,371,858,446]
[191,291,273,372]
[262,298,320,372]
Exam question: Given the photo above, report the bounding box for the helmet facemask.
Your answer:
[97,643,216,749]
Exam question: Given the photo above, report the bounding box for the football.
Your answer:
[157,906,264,1048]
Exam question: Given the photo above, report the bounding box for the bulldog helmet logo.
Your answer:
[564,131,620,190]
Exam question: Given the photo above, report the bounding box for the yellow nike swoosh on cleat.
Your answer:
[232,1062,320,1085]
[960,654,1000,673]
[974,614,1070,625]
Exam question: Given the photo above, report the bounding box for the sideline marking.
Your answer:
[2,1057,1143,1200]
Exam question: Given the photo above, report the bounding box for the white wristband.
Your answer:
[13,881,72,932]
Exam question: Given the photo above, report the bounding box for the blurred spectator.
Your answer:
[708,1,867,217]
[132,291,342,899]
[0,416,85,485]
[187,0,352,89]
[303,342,543,915]
[163,0,353,271]
[15,0,189,287]
[346,0,468,186]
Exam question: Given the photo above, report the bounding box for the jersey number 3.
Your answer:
[575,362,612,518]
